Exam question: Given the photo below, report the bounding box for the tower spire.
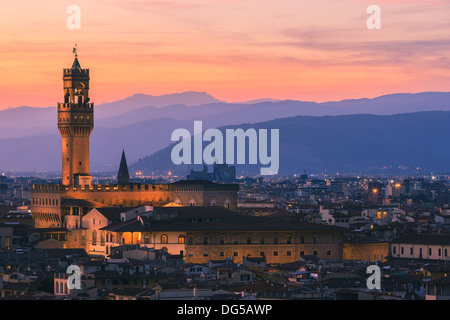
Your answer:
[72,44,82,71]
[118,150,130,184]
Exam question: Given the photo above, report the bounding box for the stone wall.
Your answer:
[343,241,389,262]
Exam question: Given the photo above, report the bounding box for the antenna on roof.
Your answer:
[73,44,78,57]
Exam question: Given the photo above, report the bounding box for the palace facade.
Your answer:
[30,52,238,229]
[65,206,345,264]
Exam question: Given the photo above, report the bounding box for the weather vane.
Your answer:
[73,44,78,57]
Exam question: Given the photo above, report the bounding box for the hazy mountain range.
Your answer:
[132,111,450,176]
[0,91,449,174]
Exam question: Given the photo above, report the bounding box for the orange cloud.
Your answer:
[0,0,449,109]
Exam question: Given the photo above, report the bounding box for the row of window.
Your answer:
[93,198,170,207]
[175,199,231,208]
[107,234,331,246]
[59,115,91,122]
[33,197,230,208]
[55,281,68,295]
[190,250,331,258]
[32,198,59,206]
[393,246,449,257]
[199,234,329,245]
[130,234,329,245]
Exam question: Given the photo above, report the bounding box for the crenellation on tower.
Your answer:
[58,50,94,187]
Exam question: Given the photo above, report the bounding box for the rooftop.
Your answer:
[102,207,346,233]
[392,234,450,246]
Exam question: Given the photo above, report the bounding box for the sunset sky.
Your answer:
[0,0,449,109]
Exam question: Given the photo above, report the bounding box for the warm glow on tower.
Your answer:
[58,48,94,187]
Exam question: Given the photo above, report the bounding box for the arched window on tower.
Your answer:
[161,234,168,244]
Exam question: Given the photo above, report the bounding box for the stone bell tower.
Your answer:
[58,46,94,187]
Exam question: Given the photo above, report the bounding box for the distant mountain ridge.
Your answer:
[1,91,450,139]
[95,91,222,118]
[131,111,450,176]
[0,91,449,173]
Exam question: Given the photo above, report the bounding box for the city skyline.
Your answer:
[1,0,450,110]
[1,0,450,304]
